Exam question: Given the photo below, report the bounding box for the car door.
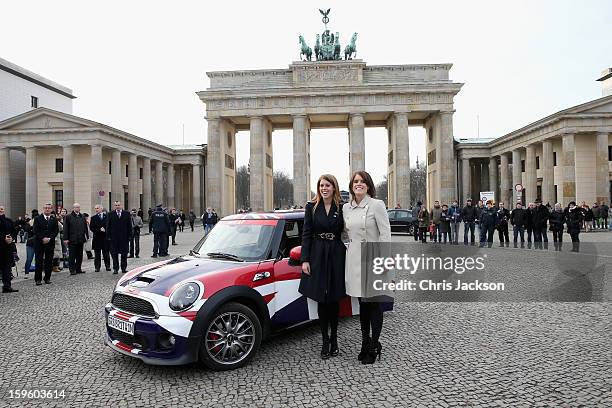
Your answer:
[270,219,310,328]
[388,210,400,232]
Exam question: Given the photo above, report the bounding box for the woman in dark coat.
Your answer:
[299,174,346,359]
[549,203,565,251]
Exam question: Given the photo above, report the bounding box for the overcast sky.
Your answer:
[2,0,610,189]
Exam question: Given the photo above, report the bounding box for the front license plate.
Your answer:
[108,315,134,336]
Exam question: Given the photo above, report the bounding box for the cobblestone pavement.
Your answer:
[0,226,610,407]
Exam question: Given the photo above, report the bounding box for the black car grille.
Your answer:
[109,329,150,351]
[111,293,156,317]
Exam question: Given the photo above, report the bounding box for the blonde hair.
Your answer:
[311,174,341,210]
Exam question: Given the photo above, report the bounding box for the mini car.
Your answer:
[104,210,360,370]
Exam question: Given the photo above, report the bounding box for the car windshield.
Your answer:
[192,220,277,262]
[396,211,412,219]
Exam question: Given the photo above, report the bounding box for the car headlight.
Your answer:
[169,282,201,311]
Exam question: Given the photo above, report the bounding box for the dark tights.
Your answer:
[318,302,339,339]
[358,298,383,342]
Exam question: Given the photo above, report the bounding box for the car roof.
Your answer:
[222,209,305,221]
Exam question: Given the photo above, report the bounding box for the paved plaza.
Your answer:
[0,227,610,407]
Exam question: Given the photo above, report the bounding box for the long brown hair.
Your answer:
[310,174,341,210]
[349,171,376,202]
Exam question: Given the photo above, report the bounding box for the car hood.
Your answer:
[118,256,253,296]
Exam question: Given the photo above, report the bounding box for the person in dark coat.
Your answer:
[510,202,527,247]
[90,205,111,272]
[479,200,497,247]
[188,210,196,232]
[151,204,171,257]
[106,201,132,274]
[549,203,565,251]
[169,208,180,245]
[565,202,584,252]
[495,202,510,247]
[462,199,478,245]
[63,203,88,275]
[600,201,609,230]
[532,199,550,249]
[0,205,17,293]
[412,201,422,242]
[299,174,346,359]
[439,205,451,244]
[33,203,59,285]
[525,202,535,248]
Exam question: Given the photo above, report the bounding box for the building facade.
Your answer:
[0,108,206,219]
[456,94,612,207]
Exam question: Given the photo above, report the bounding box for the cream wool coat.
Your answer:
[343,195,392,298]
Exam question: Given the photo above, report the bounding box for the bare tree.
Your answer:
[273,171,293,209]
[235,165,249,210]
[410,166,426,207]
[376,176,388,207]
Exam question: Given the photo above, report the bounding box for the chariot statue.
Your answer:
[297,8,358,62]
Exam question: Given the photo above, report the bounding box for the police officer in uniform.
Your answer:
[151,204,171,257]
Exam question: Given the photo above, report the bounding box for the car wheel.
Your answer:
[199,302,262,371]
[408,224,416,236]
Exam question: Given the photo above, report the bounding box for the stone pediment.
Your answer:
[0,108,97,131]
[567,95,612,115]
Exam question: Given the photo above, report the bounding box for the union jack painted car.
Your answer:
[104,210,360,370]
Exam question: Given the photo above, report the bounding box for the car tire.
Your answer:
[199,302,262,371]
[408,224,416,236]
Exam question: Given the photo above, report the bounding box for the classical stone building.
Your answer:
[456,93,612,207]
[0,108,206,219]
[198,60,463,214]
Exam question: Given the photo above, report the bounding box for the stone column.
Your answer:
[206,118,221,211]
[0,148,11,215]
[292,115,310,206]
[461,158,471,204]
[249,116,265,211]
[500,153,510,206]
[562,133,576,204]
[348,113,365,177]
[90,145,103,211]
[128,153,138,211]
[167,164,175,209]
[542,140,554,205]
[111,150,123,205]
[394,112,410,209]
[154,160,163,206]
[525,145,537,203]
[25,147,38,213]
[438,111,457,204]
[489,157,498,202]
[175,166,182,211]
[596,132,610,204]
[142,157,152,219]
[192,164,201,216]
[512,149,522,206]
[63,145,75,209]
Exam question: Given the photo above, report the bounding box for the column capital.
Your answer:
[349,112,365,118]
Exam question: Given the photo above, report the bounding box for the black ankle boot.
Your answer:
[361,340,382,364]
[329,334,339,357]
[358,336,371,361]
[321,335,330,359]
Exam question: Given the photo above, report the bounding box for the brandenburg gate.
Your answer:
[197,11,463,215]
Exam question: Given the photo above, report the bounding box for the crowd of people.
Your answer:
[0,202,219,294]
[409,198,609,251]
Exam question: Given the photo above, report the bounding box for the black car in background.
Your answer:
[387,209,417,235]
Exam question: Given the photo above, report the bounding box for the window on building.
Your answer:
[536,185,542,201]
[54,190,63,209]
[536,156,540,169]
[521,160,525,172]
[139,167,143,179]
[55,158,63,173]
[608,146,612,161]
[126,164,129,178]
[554,185,558,204]
[31,96,38,108]
[553,152,557,166]
[108,161,112,175]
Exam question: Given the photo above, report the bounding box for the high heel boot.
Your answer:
[329,334,339,357]
[357,336,371,361]
[361,340,382,364]
[321,334,330,360]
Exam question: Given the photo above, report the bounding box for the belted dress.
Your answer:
[298,201,346,303]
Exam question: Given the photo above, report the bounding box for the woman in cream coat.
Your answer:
[343,171,391,365]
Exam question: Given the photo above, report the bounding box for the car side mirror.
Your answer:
[288,246,302,266]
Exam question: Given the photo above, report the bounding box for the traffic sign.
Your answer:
[98,190,105,197]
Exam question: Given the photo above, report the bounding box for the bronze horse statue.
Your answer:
[299,35,312,61]
[314,34,322,61]
[344,32,358,60]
